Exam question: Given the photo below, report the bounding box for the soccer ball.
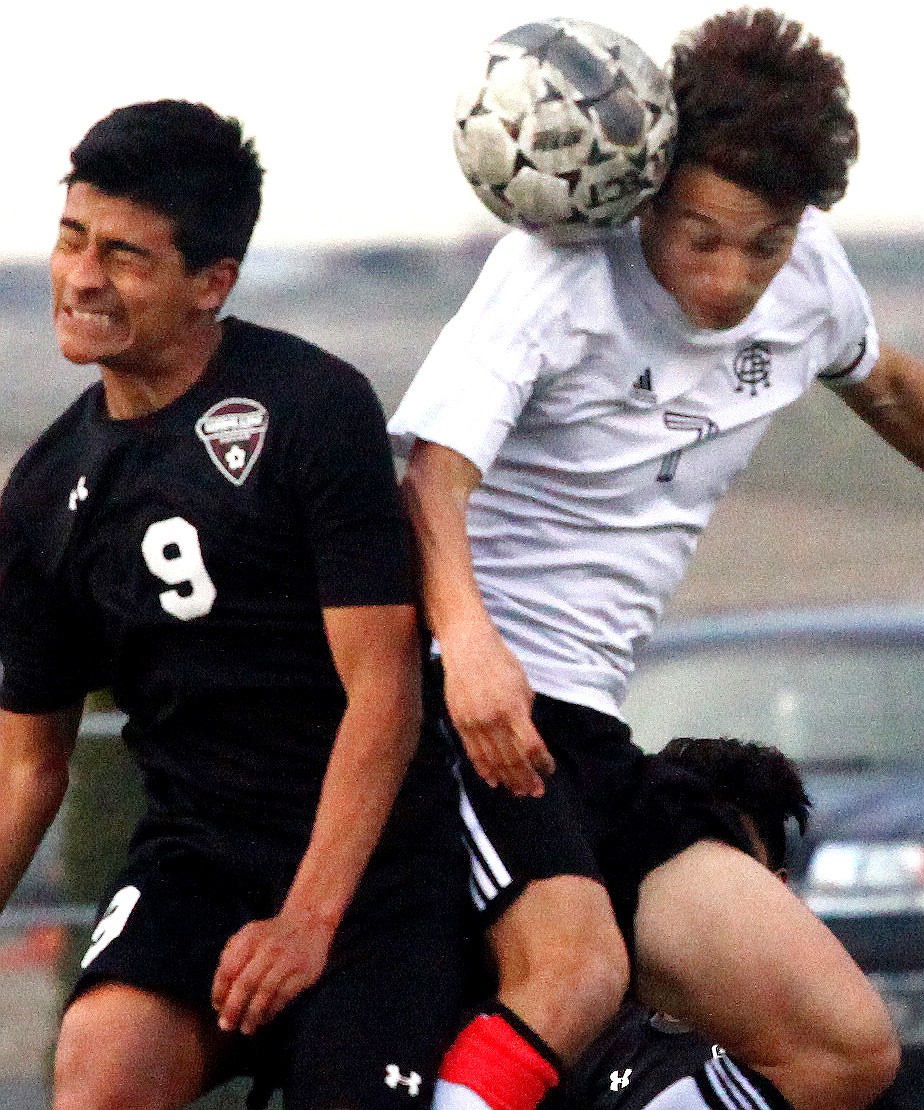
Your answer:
[454,18,677,243]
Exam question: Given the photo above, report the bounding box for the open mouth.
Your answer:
[65,307,116,324]
[58,306,123,337]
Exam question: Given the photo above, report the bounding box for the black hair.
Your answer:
[66,100,263,271]
[661,735,811,871]
[668,8,858,209]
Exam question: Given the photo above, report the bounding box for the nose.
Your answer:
[699,248,758,309]
[66,244,108,293]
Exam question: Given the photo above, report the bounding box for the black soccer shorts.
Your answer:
[68,815,466,1110]
[431,668,752,954]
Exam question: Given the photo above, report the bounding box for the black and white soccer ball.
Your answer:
[454,18,677,243]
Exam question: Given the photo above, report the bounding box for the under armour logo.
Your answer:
[610,1068,633,1091]
[68,476,89,512]
[385,1065,422,1097]
[734,341,771,396]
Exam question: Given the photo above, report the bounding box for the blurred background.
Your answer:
[2,0,924,1105]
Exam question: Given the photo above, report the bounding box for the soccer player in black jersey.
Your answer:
[551,737,909,1110]
[0,100,464,1109]
[549,736,811,1110]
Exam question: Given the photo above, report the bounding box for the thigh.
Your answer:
[633,839,892,1070]
[70,841,257,1014]
[456,749,604,922]
[446,688,635,925]
[277,845,466,1110]
[54,981,227,1110]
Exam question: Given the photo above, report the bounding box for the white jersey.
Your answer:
[389,209,878,717]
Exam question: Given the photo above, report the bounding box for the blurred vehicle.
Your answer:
[622,604,924,1101]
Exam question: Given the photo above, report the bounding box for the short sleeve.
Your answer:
[802,212,880,389]
[388,231,591,475]
[0,484,99,712]
[294,366,416,610]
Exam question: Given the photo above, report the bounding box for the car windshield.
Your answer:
[622,639,924,766]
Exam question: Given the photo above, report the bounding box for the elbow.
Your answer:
[402,441,481,522]
[400,450,431,532]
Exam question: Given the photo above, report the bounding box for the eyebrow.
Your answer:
[59,217,153,259]
[678,210,800,236]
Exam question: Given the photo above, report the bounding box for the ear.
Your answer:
[196,258,240,313]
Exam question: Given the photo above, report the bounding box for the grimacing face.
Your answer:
[51,181,228,373]
[638,164,805,331]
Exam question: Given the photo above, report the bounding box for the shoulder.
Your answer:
[783,208,865,300]
[2,385,100,509]
[219,316,380,417]
[459,231,618,338]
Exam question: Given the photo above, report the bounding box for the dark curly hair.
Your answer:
[66,100,263,272]
[661,735,811,872]
[668,8,858,209]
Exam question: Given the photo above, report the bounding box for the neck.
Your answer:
[100,316,224,419]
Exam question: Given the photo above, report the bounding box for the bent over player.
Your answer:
[0,100,463,1109]
[550,736,813,1110]
[390,10,914,1110]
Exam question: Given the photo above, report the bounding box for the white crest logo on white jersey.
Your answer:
[195,398,269,486]
[610,1068,633,1091]
[384,1065,422,1097]
[68,475,89,512]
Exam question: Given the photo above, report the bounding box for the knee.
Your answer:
[54,1065,136,1110]
[54,1030,185,1110]
[500,918,629,1026]
[565,936,629,1032]
[54,1072,183,1110]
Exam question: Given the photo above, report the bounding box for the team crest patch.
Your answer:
[733,341,772,396]
[195,397,269,485]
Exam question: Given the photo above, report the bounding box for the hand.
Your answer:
[440,619,556,797]
[211,911,335,1035]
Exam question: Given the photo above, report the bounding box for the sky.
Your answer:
[3,0,922,261]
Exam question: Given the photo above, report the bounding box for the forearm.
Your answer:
[402,448,493,641]
[280,660,421,931]
[401,441,552,793]
[843,344,924,469]
[0,743,70,910]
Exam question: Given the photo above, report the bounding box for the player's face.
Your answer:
[51,182,229,371]
[638,164,804,331]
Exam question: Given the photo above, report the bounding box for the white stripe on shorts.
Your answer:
[457,776,512,908]
[706,1056,772,1110]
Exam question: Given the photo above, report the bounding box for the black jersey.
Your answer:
[0,317,415,840]
[548,1003,725,1110]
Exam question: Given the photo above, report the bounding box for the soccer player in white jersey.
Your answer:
[389,10,921,1110]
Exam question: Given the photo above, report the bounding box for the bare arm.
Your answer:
[212,602,422,1034]
[402,439,554,797]
[0,704,81,911]
[840,343,924,469]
